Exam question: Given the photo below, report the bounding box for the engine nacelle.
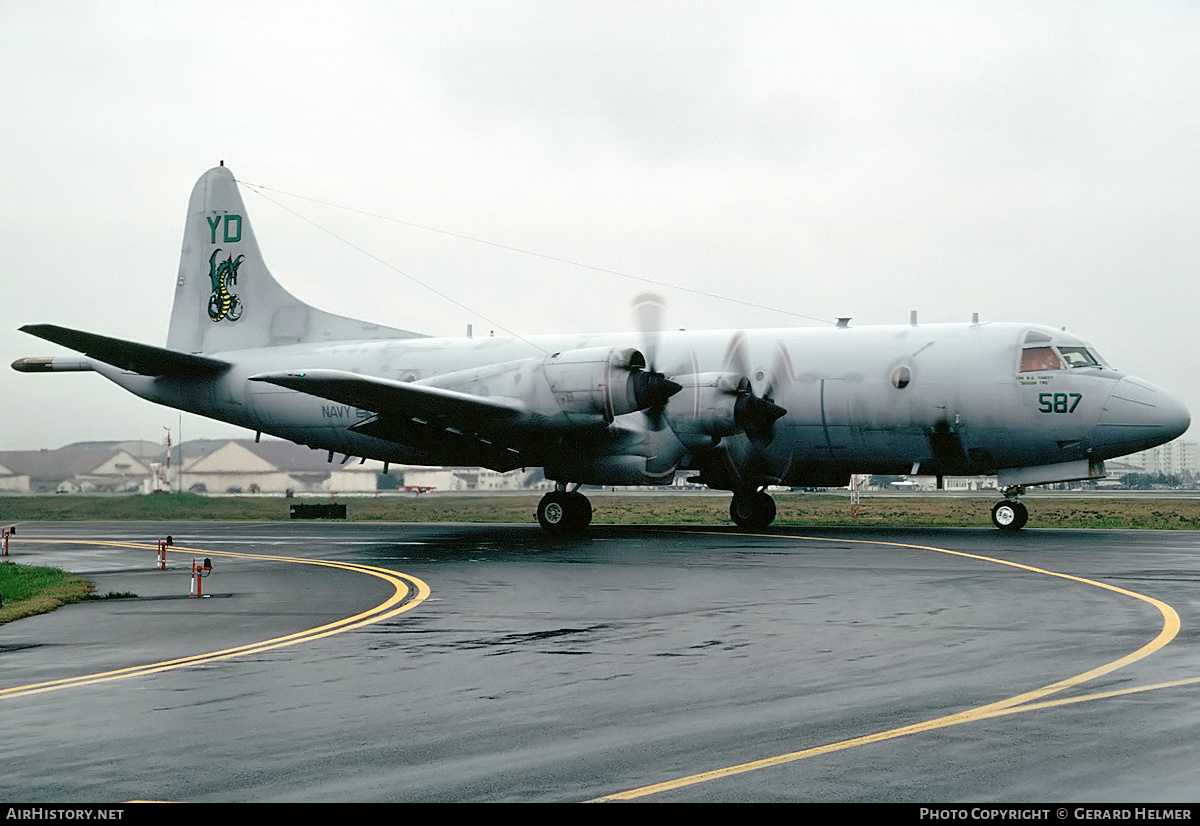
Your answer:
[543,417,690,485]
[664,372,749,439]
[545,453,675,486]
[543,347,642,420]
[543,346,680,423]
[422,346,680,430]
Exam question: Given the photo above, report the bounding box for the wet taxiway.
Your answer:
[3,521,1199,802]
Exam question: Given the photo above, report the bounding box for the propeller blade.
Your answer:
[631,292,666,371]
[722,330,749,381]
[722,332,790,444]
[761,342,796,402]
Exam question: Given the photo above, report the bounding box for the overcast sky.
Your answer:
[2,1,1198,450]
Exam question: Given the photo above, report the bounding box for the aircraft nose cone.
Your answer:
[1095,377,1191,456]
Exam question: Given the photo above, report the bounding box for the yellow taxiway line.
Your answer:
[0,539,431,700]
[596,531,1182,801]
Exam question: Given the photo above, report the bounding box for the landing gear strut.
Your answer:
[537,485,593,536]
[991,486,1028,531]
[730,489,777,531]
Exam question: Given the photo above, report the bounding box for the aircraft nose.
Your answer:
[1094,377,1191,456]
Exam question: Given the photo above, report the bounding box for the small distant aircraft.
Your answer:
[14,166,1190,534]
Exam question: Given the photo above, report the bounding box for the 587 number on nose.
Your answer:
[1038,392,1082,413]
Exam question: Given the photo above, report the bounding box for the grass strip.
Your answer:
[0,561,93,625]
[2,493,1200,530]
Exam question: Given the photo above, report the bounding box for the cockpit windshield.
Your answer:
[1057,346,1100,368]
[1020,347,1064,372]
[1018,330,1106,373]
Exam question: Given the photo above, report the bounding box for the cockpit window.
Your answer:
[1057,346,1100,368]
[1020,347,1064,372]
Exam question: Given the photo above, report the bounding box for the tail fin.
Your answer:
[166,165,423,353]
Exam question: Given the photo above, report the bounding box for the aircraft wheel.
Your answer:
[537,491,591,535]
[538,491,571,533]
[730,491,777,531]
[991,500,1028,531]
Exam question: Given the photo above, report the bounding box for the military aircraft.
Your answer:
[13,165,1191,534]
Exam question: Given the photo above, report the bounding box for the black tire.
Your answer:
[568,491,593,531]
[537,491,592,535]
[991,500,1028,531]
[730,491,777,531]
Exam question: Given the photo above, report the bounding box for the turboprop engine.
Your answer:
[423,345,681,429]
[542,367,789,487]
[542,346,682,423]
[664,372,787,447]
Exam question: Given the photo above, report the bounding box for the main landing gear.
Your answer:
[537,485,593,536]
[991,486,1028,531]
[730,489,777,531]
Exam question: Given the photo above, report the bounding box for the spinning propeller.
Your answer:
[631,292,681,427]
[721,331,791,444]
[630,293,788,443]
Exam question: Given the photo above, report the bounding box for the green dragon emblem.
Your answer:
[207,248,244,322]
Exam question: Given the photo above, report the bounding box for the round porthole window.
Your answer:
[892,366,911,389]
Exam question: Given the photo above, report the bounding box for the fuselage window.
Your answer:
[1019,346,1064,373]
[1057,346,1100,368]
[892,366,911,389]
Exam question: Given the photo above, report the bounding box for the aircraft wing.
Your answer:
[249,369,536,470]
[19,324,229,376]
[249,369,528,422]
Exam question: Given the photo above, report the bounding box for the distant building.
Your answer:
[178,439,382,494]
[0,439,380,495]
[400,466,549,492]
[1124,441,1198,478]
[0,458,31,493]
[0,443,155,493]
[0,436,563,495]
[890,476,997,492]
[941,476,996,492]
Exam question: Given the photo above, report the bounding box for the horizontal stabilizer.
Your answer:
[248,369,528,423]
[19,324,229,376]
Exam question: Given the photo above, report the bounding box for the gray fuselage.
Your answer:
[95,320,1189,490]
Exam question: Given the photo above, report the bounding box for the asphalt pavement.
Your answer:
[3,521,1199,802]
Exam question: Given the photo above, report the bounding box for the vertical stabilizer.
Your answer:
[166,165,422,354]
